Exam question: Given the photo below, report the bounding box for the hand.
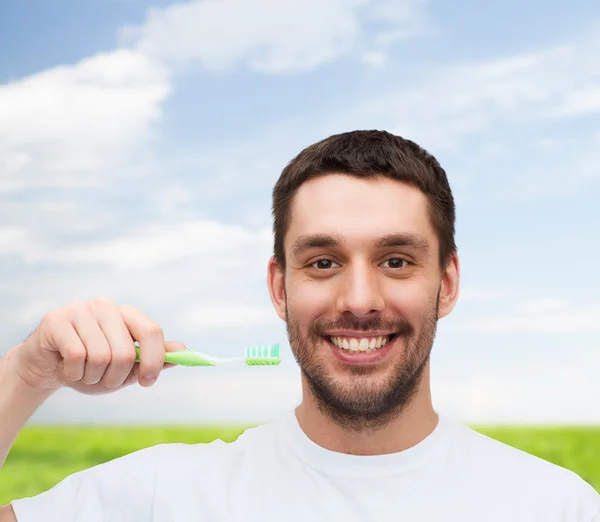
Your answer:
[12,298,186,395]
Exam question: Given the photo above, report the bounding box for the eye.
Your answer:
[381,257,409,269]
[311,259,340,270]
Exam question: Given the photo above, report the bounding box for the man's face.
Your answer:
[268,174,459,430]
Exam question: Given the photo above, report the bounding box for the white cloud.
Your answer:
[120,0,427,73]
[150,184,195,218]
[458,287,524,303]
[183,304,278,330]
[30,369,303,424]
[450,291,599,334]
[515,298,569,315]
[0,218,277,349]
[329,31,600,153]
[0,220,272,268]
[0,226,35,259]
[433,358,600,424]
[550,85,600,118]
[0,49,170,193]
[449,305,600,333]
[369,0,429,42]
[361,51,387,68]
[61,221,272,269]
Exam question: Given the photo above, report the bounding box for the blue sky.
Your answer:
[1,0,599,425]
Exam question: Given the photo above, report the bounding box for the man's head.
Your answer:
[267,130,460,431]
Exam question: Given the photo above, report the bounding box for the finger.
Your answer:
[163,340,187,369]
[104,341,186,388]
[166,341,187,352]
[118,365,140,389]
[49,322,87,382]
[120,305,165,387]
[71,307,112,385]
[93,300,137,389]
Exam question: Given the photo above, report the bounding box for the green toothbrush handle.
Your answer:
[165,351,215,366]
[135,346,215,367]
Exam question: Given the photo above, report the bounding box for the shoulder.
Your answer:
[130,419,280,472]
[447,419,600,507]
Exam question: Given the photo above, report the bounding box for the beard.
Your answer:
[286,290,440,432]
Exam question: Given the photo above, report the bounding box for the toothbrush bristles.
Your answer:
[244,343,280,364]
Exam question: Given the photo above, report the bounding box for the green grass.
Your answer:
[0,424,252,505]
[474,425,600,493]
[1,424,599,505]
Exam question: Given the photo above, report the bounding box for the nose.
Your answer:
[335,260,385,317]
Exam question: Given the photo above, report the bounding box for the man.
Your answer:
[1,130,598,521]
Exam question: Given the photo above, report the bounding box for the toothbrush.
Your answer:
[134,343,280,367]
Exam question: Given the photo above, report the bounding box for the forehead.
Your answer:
[285,174,436,251]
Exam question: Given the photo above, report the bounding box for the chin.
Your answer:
[333,369,393,394]
[303,346,427,423]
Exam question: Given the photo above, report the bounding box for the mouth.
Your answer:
[324,333,399,364]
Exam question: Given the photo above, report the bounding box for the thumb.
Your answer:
[163,341,188,369]
[165,341,187,352]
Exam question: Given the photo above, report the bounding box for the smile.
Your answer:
[329,335,395,353]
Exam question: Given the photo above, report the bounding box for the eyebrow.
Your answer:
[290,233,343,258]
[376,233,430,252]
[290,232,430,258]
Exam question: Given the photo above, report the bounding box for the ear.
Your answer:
[438,251,460,320]
[267,256,287,322]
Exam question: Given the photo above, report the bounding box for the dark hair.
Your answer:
[272,130,456,270]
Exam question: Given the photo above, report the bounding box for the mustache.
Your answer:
[309,316,414,339]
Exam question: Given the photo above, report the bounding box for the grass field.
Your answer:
[1,424,599,505]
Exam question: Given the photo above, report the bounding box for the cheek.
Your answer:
[384,280,438,320]
[287,278,333,315]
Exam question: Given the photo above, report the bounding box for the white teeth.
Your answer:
[330,335,391,352]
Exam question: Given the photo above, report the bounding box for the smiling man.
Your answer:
[268,149,456,451]
[1,131,599,521]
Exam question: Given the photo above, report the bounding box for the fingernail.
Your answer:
[140,375,156,387]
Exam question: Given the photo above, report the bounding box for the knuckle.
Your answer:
[68,299,88,312]
[93,296,113,306]
[40,309,65,328]
[89,350,112,367]
[89,297,115,312]
[64,346,86,362]
[37,312,66,343]
[144,322,163,338]
[58,300,90,321]
[111,350,136,366]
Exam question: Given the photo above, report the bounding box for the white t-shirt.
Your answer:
[11,411,600,521]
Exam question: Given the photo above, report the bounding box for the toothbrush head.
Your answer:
[244,344,281,365]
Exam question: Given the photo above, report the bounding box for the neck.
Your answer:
[295,364,438,456]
